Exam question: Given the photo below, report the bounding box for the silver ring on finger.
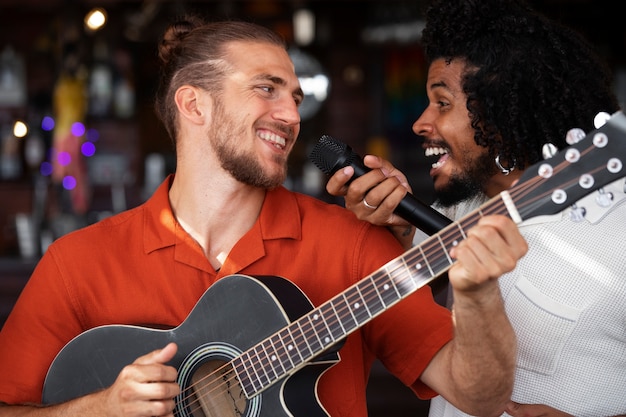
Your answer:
[363,198,378,210]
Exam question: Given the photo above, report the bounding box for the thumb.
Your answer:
[135,342,178,365]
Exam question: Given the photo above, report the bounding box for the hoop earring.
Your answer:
[495,154,516,175]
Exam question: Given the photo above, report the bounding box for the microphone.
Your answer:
[309,134,452,236]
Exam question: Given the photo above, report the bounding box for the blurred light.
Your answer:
[25,135,45,168]
[361,20,426,44]
[57,151,71,166]
[13,120,28,138]
[294,9,315,46]
[41,116,55,131]
[300,74,329,101]
[62,176,77,190]
[40,161,53,176]
[85,8,107,32]
[71,121,86,137]
[86,128,100,142]
[81,141,96,157]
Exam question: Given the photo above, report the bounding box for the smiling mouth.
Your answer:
[258,131,286,150]
[424,146,449,169]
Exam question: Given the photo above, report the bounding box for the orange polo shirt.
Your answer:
[0,175,452,416]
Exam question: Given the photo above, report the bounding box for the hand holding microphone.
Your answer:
[309,134,451,236]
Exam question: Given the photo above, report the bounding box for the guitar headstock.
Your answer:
[513,110,626,221]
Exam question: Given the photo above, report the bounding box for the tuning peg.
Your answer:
[565,128,586,145]
[594,111,611,128]
[595,188,614,207]
[569,203,586,222]
[542,142,558,159]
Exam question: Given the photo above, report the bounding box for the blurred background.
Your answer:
[0,0,624,415]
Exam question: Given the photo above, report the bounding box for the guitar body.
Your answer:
[43,274,341,417]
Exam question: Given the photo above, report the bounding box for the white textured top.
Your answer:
[425,178,626,417]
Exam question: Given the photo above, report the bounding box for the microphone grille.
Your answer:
[309,135,350,175]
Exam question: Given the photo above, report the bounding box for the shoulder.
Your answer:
[281,187,404,251]
[277,187,385,231]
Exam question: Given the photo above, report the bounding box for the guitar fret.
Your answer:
[328,302,346,337]
[391,258,416,298]
[274,332,295,377]
[345,288,370,326]
[267,335,287,376]
[309,311,333,348]
[300,316,323,354]
[254,345,273,387]
[295,320,314,358]
[236,351,259,395]
[257,340,278,382]
[339,293,358,331]
[375,270,402,307]
[319,303,341,341]
[277,330,295,369]
[354,284,373,319]
[284,327,304,365]
[370,273,389,309]
[417,245,434,278]
[248,347,266,390]
[364,275,386,314]
[436,234,453,265]
[456,221,467,239]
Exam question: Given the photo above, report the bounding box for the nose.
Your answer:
[412,109,434,137]
[273,96,301,126]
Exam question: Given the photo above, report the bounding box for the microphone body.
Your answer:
[309,134,452,236]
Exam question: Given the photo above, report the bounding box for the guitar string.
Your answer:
[178,141,606,415]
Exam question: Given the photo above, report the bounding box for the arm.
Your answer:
[325,154,417,250]
[0,344,179,417]
[420,215,527,417]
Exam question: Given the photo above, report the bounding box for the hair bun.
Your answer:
[158,16,206,65]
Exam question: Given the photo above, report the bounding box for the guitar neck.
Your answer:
[232,194,511,398]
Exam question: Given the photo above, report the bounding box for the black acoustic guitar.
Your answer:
[43,111,626,416]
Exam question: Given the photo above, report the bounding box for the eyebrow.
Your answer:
[255,73,305,102]
[429,80,449,91]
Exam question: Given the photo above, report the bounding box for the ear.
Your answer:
[174,85,208,126]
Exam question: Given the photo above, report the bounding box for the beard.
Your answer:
[433,149,495,208]
[210,101,288,189]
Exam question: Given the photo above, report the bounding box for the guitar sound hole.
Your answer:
[185,359,247,417]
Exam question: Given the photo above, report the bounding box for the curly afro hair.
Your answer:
[420,0,620,169]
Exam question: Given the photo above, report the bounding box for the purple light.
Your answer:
[57,151,71,166]
[71,122,86,137]
[40,161,53,176]
[81,141,96,157]
[62,176,77,190]
[41,116,55,131]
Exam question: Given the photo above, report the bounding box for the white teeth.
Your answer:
[425,147,448,169]
[424,147,447,157]
[259,131,286,148]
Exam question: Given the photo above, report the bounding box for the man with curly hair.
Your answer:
[326,0,626,416]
